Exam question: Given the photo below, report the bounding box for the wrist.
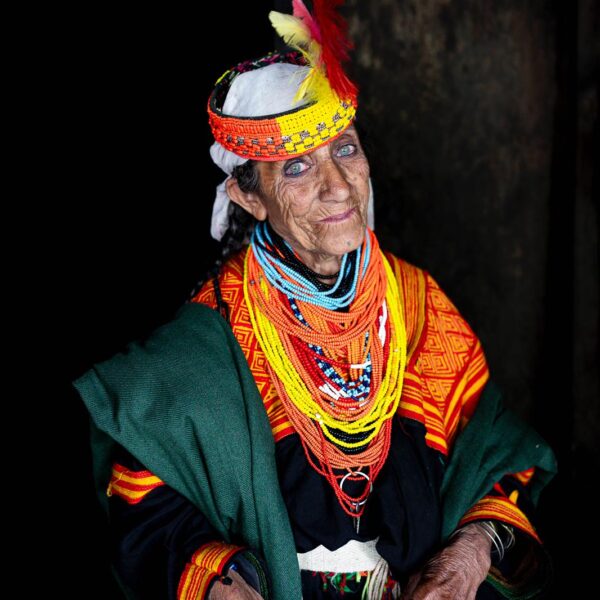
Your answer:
[459,522,493,547]
[450,523,493,569]
[475,520,516,562]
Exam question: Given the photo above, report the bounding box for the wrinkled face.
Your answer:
[255,125,370,262]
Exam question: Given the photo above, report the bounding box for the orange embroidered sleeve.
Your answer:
[106,462,165,505]
[457,469,542,543]
[177,541,247,600]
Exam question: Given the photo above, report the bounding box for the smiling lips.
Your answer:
[320,207,356,223]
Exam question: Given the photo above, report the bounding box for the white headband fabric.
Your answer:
[208,63,374,241]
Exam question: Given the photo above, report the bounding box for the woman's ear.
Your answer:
[226,178,268,221]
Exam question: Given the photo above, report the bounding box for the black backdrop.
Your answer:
[55,1,598,597]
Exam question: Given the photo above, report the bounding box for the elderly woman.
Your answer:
[72,3,556,600]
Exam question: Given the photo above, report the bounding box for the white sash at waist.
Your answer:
[296,537,381,572]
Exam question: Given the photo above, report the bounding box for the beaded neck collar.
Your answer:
[250,221,368,310]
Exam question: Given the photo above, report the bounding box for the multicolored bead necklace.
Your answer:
[244,227,407,520]
[251,221,369,310]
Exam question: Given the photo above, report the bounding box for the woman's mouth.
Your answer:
[320,207,355,223]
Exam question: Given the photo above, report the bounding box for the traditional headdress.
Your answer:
[207,0,374,241]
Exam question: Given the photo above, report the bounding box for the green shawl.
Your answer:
[72,302,556,600]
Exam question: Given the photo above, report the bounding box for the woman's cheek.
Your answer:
[274,192,311,239]
[280,185,315,219]
[347,157,369,184]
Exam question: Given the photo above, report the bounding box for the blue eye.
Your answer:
[337,144,357,157]
[285,160,309,177]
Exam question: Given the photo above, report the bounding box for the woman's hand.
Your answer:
[401,523,492,600]
[208,568,264,600]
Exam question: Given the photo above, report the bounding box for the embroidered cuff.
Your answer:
[458,495,541,544]
[177,542,246,600]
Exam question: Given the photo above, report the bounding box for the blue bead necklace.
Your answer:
[250,221,371,310]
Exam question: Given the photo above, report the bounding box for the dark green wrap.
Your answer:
[73,302,302,600]
[72,302,556,600]
[440,380,557,541]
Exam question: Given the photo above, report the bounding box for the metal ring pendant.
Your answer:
[339,470,373,507]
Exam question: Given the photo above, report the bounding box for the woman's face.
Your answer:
[250,125,370,265]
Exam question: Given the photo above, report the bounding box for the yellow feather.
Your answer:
[269,10,325,104]
[295,56,329,104]
[268,12,311,52]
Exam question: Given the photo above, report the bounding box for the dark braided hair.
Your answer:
[222,160,261,260]
[186,161,260,320]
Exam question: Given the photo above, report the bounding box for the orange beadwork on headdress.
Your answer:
[207,52,357,161]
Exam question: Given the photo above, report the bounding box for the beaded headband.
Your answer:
[207,52,356,161]
[207,0,358,162]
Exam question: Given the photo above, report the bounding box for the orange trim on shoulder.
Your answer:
[458,495,542,544]
[106,463,164,505]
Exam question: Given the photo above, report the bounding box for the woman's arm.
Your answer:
[107,444,267,599]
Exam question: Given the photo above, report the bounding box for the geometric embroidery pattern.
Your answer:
[398,271,490,454]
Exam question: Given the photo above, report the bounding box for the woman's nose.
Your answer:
[320,159,351,202]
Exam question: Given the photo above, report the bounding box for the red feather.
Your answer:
[312,0,358,102]
[293,0,321,43]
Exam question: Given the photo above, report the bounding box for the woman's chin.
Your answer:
[318,226,366,257]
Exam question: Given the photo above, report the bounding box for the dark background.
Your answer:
[55,1,597,597]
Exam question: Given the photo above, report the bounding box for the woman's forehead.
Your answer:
[261,125,360,171]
